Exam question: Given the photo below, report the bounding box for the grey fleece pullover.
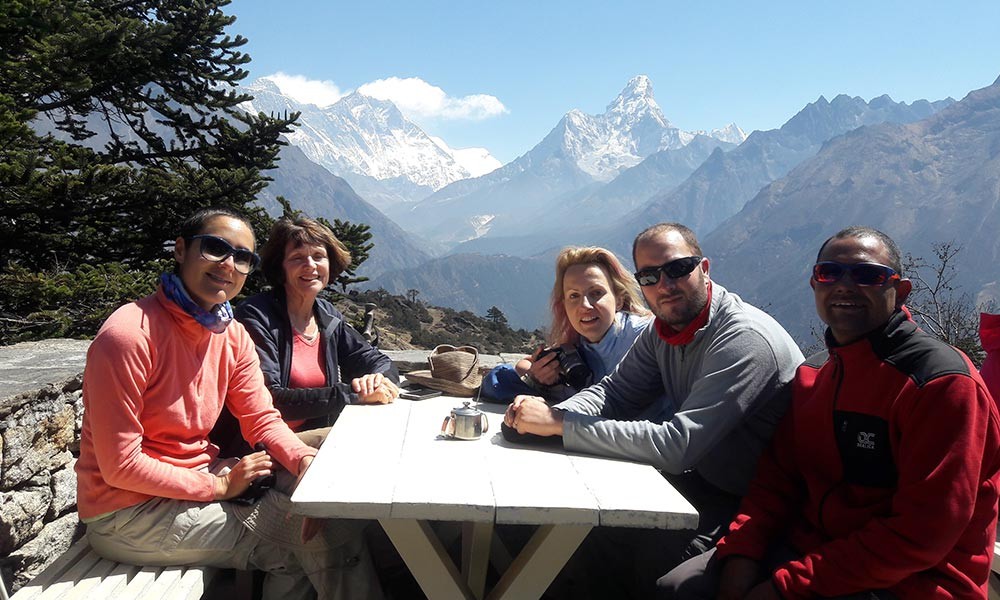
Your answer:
[556,283,804,497]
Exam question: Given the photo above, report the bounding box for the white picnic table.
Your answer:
[291,395,698,600]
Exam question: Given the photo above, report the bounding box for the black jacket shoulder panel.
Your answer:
[871,314,971,387]
[313,295,346,331]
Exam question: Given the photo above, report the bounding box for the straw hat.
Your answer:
[405,344,483,397]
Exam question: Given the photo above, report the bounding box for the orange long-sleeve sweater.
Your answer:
[76,287,316,520]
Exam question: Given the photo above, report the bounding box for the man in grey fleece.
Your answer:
[504,222,803,596]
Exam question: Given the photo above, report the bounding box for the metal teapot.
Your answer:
[441,401,489,440]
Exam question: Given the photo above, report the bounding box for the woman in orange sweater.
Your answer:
[76,208,382,599]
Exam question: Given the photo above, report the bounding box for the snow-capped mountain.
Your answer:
[398,75,744,245]
[239,78,500,207]
[703,123,747,145]
[549,75,744,182]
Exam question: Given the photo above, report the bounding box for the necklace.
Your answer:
[291,315,318,342]
[296,327,318,342]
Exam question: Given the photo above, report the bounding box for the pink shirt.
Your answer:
[285,332,326,430]
[75,288,315,519]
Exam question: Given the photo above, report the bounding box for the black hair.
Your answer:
[178,207,255,246]
[173,208,255,274]
[632,222,702,265]
[817,226,903,274]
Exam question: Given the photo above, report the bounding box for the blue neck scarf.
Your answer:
[160,273,234,334]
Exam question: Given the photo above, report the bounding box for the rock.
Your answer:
[2,511,84,593]
[0,484,53,556]
[61,375,83,394]
[0,339,90,403]
[70,391,84,455]
[1,396,75,489]
[497,353,528,364]
[383,349,507,374]
[382,350,434,373]
[48,460,77,519]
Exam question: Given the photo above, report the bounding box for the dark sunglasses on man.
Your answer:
[634,256,703,287]
[187,234,261,275]
[812,261,900,287]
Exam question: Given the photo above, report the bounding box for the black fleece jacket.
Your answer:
[210,289,398,457]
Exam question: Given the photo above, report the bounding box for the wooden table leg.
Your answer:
[486,524,592,600]
[379,518,475,600]
[462,521,493,600]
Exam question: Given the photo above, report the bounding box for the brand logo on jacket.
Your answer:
[857,431,876,450]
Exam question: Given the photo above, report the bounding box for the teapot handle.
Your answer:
[481,413,489,434]
[441,415,455,438]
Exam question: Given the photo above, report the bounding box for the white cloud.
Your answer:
[357,77,508,121]
[263,72,345,107]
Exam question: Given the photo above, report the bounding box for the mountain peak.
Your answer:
[710,123,748,145]
[606,75,659,114]
[239,82,501,194]
[623,75,654,98]
[341,90,396,111]
[248,77,282,95]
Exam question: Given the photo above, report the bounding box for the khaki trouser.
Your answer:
[85,456,382,600]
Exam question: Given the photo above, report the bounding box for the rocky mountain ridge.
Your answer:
[397,75,745,245]
[241,78,501,210]
[257,144,433,278]
[705,76,1000,343]
[365,81,976,334]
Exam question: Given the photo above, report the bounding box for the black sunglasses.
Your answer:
[634,256,703,287]
[188,234,261,274]
[812,261,900,287]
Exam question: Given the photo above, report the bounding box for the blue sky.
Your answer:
[229,0,1000,164]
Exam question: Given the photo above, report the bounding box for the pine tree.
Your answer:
[0,0,297,343]
[486,306,508,328]
[330,219,374,291]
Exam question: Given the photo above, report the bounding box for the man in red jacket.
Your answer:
[659,226,1000,599]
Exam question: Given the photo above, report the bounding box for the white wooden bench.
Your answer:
[9,537,219,600]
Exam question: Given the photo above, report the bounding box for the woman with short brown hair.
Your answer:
[211,216,397,457]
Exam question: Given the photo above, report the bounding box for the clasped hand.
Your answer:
[503,395,564,437]
[214,448,272,501]
[352,373,398,404]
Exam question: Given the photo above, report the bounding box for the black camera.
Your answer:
[538,344,593,390]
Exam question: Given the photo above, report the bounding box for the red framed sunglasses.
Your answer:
[812,261,900,287]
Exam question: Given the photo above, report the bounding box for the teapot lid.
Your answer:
[453,401,481,416]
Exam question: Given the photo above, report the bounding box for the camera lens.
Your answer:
[556,346,593,390]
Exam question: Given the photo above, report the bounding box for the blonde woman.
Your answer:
[483,246,657,405]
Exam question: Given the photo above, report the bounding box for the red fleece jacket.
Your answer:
[717,311,1000,599]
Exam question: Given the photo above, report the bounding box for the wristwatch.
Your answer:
[520,372,540,390]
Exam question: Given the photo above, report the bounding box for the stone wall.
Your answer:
[0,374,87,593]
